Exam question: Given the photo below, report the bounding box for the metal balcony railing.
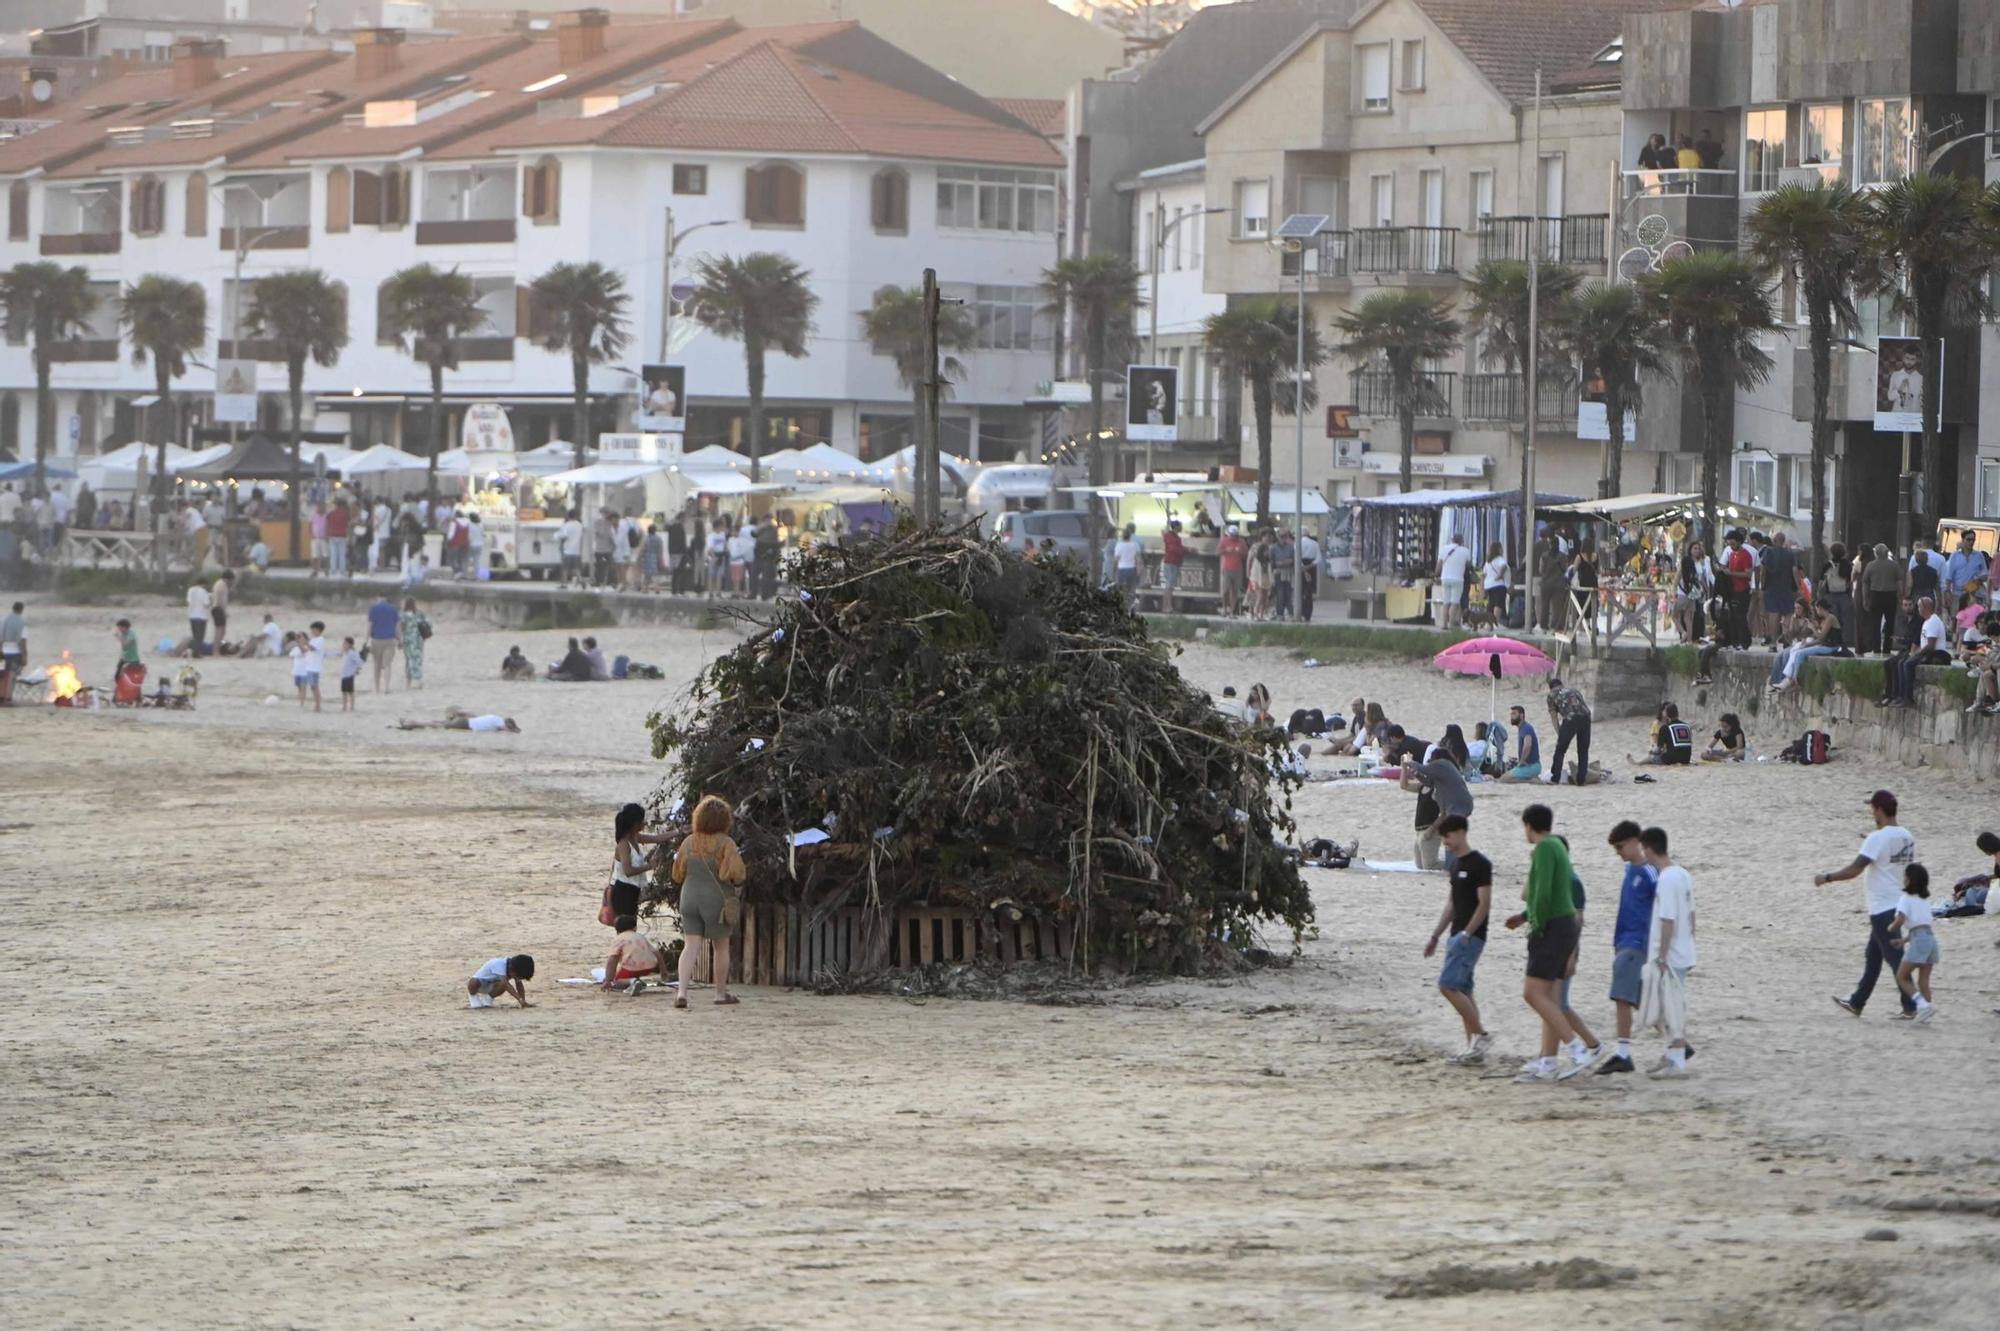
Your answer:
[1475,214,1609,266]
[1621,168,1737,202]
[1279,230,1350,279]
[1462,372,1579,424]
[1351,368,1457,418]
[1351,225,1458,275]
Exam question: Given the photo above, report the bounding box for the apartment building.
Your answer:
[1621,0,1999,545]
[0,10,1064,470]
[1122,159,1227,458]
[1197,0,1633,503]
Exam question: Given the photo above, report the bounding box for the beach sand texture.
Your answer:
[5,597,2000,1329]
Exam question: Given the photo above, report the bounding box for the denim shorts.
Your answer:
[1902,926,1938,966]
[299,671,320,689]
[1438,932,1484,993]
[1609,946,1646,1005]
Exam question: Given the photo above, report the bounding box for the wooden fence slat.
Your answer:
[919,911,935,966]
[1040,920,1058,961]
[744,906,760,986]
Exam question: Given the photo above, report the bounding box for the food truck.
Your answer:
[1075,477,1334,611]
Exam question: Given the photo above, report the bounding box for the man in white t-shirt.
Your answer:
[0,483,19,528]
[1885,596,1949,707]
[557,511,584,586]
[1480,545,1510,624]
[1112,523,1144,606]
[1815,789,1919,1018]
[256,613,284,658]
[185,579,212,655]
[1640,826,1697,1079]
[1436,536,1473,629]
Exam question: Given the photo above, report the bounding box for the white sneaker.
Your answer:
[1513,1061,1559,1084]
[468,994,493,1009]
[1556,1050,1593,1081]
[1916,1004,1936,1025]
[1467,1032,1494,1063]
[1646,1060,1690,1080]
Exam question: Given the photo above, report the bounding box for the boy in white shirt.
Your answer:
[296,620,326,713]
[1640,825,1697,1079]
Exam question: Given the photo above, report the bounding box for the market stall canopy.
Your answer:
[342,444,431,476]
[769,442,867,479]
[1352,488,1579,510]
[1229,485,1331,517]
[1538,492,1792,529]
[680,444,752,470]
[0,460,76,481]
[863,443,972,488]
[542,461,672,486]
[94,441,195,471]
[179,436,321,482]
[677,468,787,496]
[514,440,582,476]
[298,443,358,472]
[788,484,896,505]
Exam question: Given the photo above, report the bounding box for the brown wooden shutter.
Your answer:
[185,173,207,237]
[352,169,381,226]
[7,181,26,241]
[381,168,407,228]
[325,167,350,234]
[780,165,802,225]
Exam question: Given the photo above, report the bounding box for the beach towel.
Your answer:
[1638,964,1688,1039]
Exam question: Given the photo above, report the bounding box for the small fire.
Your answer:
[45,652,82,704]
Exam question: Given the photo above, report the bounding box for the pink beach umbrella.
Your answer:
[1433,636,1555,721]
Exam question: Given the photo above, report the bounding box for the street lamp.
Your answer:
[658,208,735,361]
[1275,212,1330,619]
[216,179,300,441]
[1143,202,1228,475]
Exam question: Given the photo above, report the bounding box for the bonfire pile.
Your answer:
[645,523,1311,974]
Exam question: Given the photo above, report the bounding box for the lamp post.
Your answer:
[1275,213,1330,620]
[1144,202,1228,476]
[658,208,734,362]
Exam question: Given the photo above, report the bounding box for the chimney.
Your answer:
[354,28,407,83]
[556,9,610,67]
[171,39,225,95]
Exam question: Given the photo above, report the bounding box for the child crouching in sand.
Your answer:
[467,954,535,1008]
[601,916,664,994]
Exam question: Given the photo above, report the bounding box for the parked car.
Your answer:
[994,509,1093,564]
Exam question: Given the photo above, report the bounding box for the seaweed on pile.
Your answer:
[645,522,1309,975]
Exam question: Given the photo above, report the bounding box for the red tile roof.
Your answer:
[1414,0,1648,103]
[992,97,1066,138]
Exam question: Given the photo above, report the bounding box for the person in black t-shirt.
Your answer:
[1425,815,1494,1065]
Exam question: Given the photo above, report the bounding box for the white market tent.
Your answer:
[1539,491,1794,531]
[680,444,752,470]
[767,442,867,479]
[543,461,673,486]
[342,443,431,476]
[862,443,973,489]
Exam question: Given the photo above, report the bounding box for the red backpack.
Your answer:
[1798,729,1830,764]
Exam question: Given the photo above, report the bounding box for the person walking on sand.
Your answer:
[1597,820,1658,1075]
[367,594,399,692]
[1815,790,1919,1019]
[399,598,429,689]
[671,795,747,1008]
[1508,803,1579,1083]
[1890,864,1939,1024]
[1639,826,1697,1078]
[1425,815,1494,1064]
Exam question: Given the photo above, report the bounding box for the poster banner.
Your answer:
[460,401,515,456]
[213,360,257,424]
[1125,364,1178,442]
[637,363,686,433]
[1874,336,1937,434]
[1575,361,1636,443]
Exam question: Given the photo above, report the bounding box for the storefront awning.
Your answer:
[1360,453,1492,479]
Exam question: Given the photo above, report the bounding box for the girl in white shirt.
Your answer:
[1893,864,1938,1023]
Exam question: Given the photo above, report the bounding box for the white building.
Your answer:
[0,11,1065,472]
[1121,158,1225,454]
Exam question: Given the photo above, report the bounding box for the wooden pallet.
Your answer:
[684,904,1069,987]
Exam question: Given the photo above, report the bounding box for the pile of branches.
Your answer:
[646,522,1309,974]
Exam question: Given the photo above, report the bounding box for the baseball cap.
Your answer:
[1868,789,1897,815]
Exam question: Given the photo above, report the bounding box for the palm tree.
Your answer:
[529,261,630,471]
[1333,290,1462,491]
[246,270,348,564]
[1748,181,1872,563]
[1643,250,1778,539]
[1464,258,1583,542]
[380,263,484,510]
[0,262,96,494]
[119,275,207,567]
[1561,284,1672,501]
[858,285,974,522]
[689,253,818,483]
[1866,172,1995,531]
[1043,253,1143,569]
[1202,298,1325,525]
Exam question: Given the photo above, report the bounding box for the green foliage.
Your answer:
[648,524,1311,974]
[1662,644,1698,678]
[1204,297,1326,525]
[1333,290,1462,490]
[859,285,974,393]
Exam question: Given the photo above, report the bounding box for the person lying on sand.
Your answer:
[396,706,519,732]
[467,954,534,1009]
[601,916,665,994]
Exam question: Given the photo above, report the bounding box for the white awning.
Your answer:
[543,462,672,486]
[1360,452,1491,479]
[1227,485,1331,516]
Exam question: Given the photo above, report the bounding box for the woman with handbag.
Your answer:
[607,802,667,927]
[671,795,747,1008]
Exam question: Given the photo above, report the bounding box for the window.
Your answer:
[1857,97,1911,185]
[1803,103,1845,166]
[1734,453,1777,511]
[185,173,207,237]
[1980,459,2000,518]
[523,156,561,224]
[471,275,515,338]
[870,168,908,233]
[745,161,804,227]
[350,166,409,227]
[1743,107,1787,193]
[1359,43,1391,111]
[1468,170,1493,229]
[8,180,28,241]
[673,164,707,196]
[1399,38,1425,91]
[1369,174,1393,227]
[1233,179,1269,238]
[1172,206,1188,270]
[1787,455,1830,518]
[422,164,514,222]
[968,284,1048,352]
[935,167,1056,233]
[1188,204,1203,268]
[325,166,350,234]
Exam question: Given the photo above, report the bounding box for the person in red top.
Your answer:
[1218,524,1248,617]
[1160,520,1186,614]
[324,497,351,578]
[1718,528,1753,648]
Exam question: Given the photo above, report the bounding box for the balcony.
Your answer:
[217,337,284,362]
[1475,215,1608,268]
[1351,226,1458,276]
[1778,164,1843,188]
[1462,372,1580,425]
[1621,169,1736,203]
[218,225,309,251]
[1351,368,1456,419]
[40,231,120,256]
[415,218,517,245]
[1279,230,1350,282]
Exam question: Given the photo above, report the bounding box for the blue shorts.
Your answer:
[299,671,320,689]
[1438,932,1484,993]
[1609,946,1646,1005]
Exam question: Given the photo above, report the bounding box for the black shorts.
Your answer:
[211,607,228,633]
[339,676,355,694]
[1526,914,1580,981]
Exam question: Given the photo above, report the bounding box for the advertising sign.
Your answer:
[213,360,257,424]
[1125,364,1178,442]
[637,363,687,433]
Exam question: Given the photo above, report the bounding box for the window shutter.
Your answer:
[7,181,26,241]
[185,173,207,237]
[780,165,802,225]
[745,166,767,223]
[377,282,397,346]
[382,168,407,228]
[326,167,350,234]
[352,168,381,226]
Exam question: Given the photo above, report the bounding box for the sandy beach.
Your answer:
[6,589,2000,1329]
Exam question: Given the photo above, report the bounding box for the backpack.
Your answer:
[626,524,642,550]
[416,615,433,641]
[1799,729,1830,764]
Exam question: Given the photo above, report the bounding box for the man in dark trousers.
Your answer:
[1815,790,1919,1019]
[666,513,689,594]
[1545,676,1593,786]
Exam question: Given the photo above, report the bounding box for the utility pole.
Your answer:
[1292,231,1306,618]
[1522,66,1543,635]
[920,268,942,525]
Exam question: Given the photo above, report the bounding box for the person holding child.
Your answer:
[671,795,747,1009]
